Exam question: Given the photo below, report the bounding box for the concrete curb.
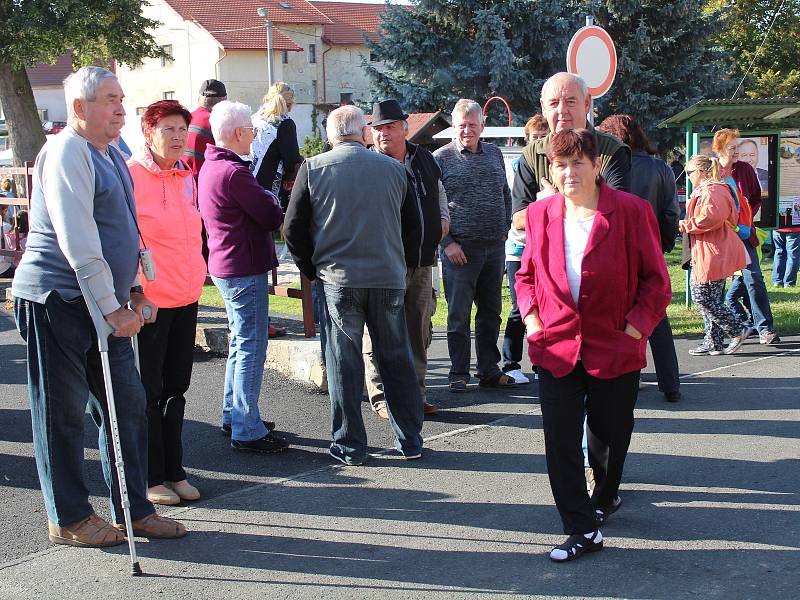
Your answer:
[195,316,327,393]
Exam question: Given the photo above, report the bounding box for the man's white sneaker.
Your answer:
[759,331,781,345]
[505,369,530,384]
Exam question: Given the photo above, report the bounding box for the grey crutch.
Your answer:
[76,261,143,576]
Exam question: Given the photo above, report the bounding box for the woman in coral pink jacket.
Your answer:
[515,129,671,562]
[679,154,750,356]
[127,101,207,507]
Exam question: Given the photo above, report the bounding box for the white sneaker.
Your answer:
[505,369,530,384]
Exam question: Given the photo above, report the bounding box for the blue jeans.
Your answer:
[440,241,505,382]
[212,273,270,442]
[772,230,800,287]
[14,293,153,526]
[724,241,774,334]
[321,283,423,461]
[502,260,525,372]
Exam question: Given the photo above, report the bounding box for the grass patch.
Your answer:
[200,240,800,336]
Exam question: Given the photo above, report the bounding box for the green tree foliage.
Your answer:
[366,1,730,147]
[0,0,163,164]
[364,0,580,124]
[708,0,800,98]
[300,135,325,158]
[591,1,732,149]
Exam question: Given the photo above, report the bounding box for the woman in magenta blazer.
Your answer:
[515,129,671,562]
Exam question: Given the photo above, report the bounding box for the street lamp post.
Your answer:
[257,7,274,89]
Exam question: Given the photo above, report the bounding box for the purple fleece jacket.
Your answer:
[198,145,283,278]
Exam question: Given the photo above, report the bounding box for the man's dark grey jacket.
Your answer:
[284,141,410,289]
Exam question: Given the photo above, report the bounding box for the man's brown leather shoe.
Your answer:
[48,513,125,548]
[423,401,438,415]
[114,513,188,539]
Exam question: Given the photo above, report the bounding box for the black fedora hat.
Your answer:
[370,99,409,126]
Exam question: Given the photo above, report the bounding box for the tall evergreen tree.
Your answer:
[365,0,580,124]
[590,0,732,148]
[366,1,731,147]
[0,0,163,165]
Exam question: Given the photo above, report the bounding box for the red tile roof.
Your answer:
[405,112,440,139]
[163,0,330,50]
[26,53,74,87]
[162,0,388,50]
[310,2,387,45]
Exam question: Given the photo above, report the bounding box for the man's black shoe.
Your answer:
[595,496,622,524]
[222,420,276,437]
[664,391,681,403]
[231,433,289,454]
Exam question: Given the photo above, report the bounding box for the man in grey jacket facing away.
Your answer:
[12,67,186,547]
[284,105,424,466]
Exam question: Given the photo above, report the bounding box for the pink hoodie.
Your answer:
[681,180,749,285]
[127,147,206,308]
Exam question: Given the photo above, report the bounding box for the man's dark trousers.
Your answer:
[14,293,153,527]
[648,316,680,394]
[321,283,423,462]
[440,240,505,383]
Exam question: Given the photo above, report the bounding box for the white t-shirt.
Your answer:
[564,214,595,306]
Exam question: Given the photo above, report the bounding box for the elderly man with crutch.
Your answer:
[11,67,186,567]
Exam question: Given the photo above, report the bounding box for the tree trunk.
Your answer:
[0,62,47,166]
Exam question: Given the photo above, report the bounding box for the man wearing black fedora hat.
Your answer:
[362,99,451,419]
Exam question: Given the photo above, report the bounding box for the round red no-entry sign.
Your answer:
[566,25,617,98]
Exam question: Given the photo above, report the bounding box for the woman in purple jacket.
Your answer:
[198,101,288,454]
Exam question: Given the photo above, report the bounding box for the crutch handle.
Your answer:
[75,262,118,351]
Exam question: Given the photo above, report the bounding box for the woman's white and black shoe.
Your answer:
[549,530,603,562]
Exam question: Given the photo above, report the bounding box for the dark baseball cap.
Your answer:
[199,79,227,98]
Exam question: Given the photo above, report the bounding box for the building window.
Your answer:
[311,79,318,102]
[136,107,147,116]
[160,45,174,67]
[370,52,379,62]
[281,50,289,64]
[163,91,175,100]
[340,93,353,105]
[308,43,316,64]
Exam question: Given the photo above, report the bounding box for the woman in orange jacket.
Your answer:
[679,154,750,356]
[127,101,207,506]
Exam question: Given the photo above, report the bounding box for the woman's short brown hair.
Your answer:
[547,129,598,162]
[524,114,548,142]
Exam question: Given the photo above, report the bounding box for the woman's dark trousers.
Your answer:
[137,302,198,487]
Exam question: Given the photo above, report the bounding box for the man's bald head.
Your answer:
[540,72,591,133]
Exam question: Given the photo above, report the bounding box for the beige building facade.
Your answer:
[115,0,388,148]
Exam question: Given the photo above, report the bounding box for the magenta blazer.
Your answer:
[515,183,672,379]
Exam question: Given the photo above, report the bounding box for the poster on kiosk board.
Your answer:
[779,136,800,225]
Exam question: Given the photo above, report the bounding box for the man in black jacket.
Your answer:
[363,100,450,418]
[598,114,681,403]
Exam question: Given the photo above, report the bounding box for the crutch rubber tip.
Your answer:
[131,562,143,576]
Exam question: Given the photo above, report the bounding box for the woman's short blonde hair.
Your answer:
[259,82,294,120]
[687,154,722,182]
[0,177,11,192]
[712,128,740,155]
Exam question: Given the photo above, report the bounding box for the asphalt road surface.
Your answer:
[1,306,798,599]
